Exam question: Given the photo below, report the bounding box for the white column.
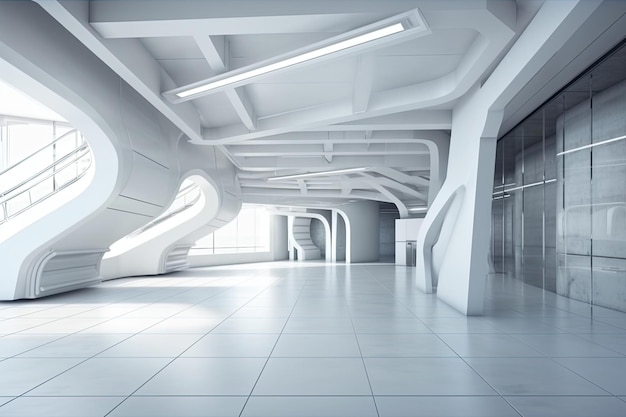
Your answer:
[416,0,603,315]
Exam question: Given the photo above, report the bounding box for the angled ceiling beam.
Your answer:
[356,173,428,202]
[233,153,430,171]
[373,166,430,187]
[316,110,452,131]
[89,0,515,37]
[297,179,307,195]
[193,35,257,130]
[230,150,428,158]
[240,187,392,203]
[165,9,429,102]
[323,142,333,163]
[197,88,457,145]
[192,5,516,144]
[35,0,203,141]
[366,182,409,218]
[352,54,375,113]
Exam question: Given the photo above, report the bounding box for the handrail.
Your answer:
[0,129,79,178]
[0,131,92,225]
[0,142,89,200]
[125,183,201,238]
[0,152,92,224]
[0,146,90,206]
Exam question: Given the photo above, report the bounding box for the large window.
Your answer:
[192,205,270,255]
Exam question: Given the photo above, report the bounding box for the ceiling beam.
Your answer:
[352,54,375,113]
[90,1,515,37]
[232,153,430,171]
[193,35,257,130]
[35,0,203,141]
[316,110,453,131]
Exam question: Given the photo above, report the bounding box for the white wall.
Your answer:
[337,201,380,263]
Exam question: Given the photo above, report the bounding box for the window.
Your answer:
[192,205,270,254]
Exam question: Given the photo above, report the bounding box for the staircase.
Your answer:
[290,217,321,261]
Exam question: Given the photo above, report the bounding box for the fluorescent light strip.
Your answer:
[408,207,428,212]
[176,23,405,98]
[267,167,369,181]
[556,134,626,157]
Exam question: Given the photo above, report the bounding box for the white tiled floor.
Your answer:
[1,261,626,416]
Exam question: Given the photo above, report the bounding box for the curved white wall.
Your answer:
[0,2,239,299]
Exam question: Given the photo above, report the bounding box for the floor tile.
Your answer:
[28,358,169,396]
[241,396,378,417]
[107,396,247,417]
[351,317,431,333]
[420,317,501,333]
[19,318,109,334]
[375,396,520,417]
[272,334,361,357]
[506,396,626,417]
[141,317,222,333]
[232,306,293,318]
[97,333,202,357]
[19,334,130,357]
[439,333,543,357]
[80,318,161,334]
[0,334,62,356]
[211,317,287,333]
[364,358,496,395]
[357,333,457,357]
[182,334,279,357]
[577,333,626,355]
[0,358,82,396]
[511,333,622,357]
[0,396,123,417]
[466,357,608,395]
[252,358,371,395]
[480,317,566,334]
[0,318,56,334]
[283,317,354,333]
[555,358,626,395]
[136,358,265,395]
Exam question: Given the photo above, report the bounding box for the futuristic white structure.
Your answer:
[1,0,626,318]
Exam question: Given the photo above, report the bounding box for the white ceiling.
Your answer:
[36,0,545,213]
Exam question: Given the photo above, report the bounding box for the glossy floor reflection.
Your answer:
[0,262,626,416]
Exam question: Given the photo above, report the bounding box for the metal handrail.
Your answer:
[0,129,79,178]
[0,142,89,200]
[0,132,92,225]
[0,146,90,206]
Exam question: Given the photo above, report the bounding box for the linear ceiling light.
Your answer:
[177,24,404,99]
[266,167,370,181]
[165,9,427,102]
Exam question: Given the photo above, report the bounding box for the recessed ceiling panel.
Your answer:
[246,83,351,118]
[377,29,478,56]
[371,55,462,92]
[158,59,214,86]
[193,93,244,127]
[140,36,204,60]
[228,33,337,61]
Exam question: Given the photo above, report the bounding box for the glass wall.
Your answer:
[192,204,270,255]
[492,40,626,312]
